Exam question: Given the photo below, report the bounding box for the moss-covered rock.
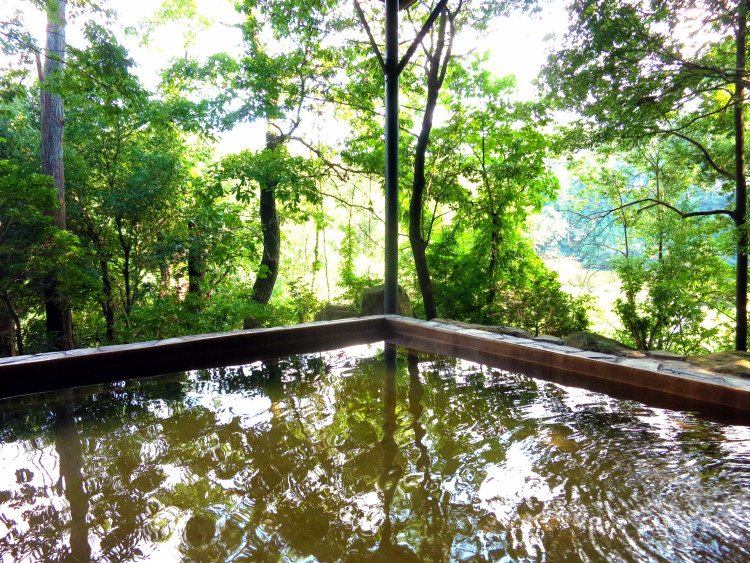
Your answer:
[686,351,750,377]
[360,284,413,317]
[313,304,359,322]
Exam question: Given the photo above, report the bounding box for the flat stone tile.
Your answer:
[617,358,664,371]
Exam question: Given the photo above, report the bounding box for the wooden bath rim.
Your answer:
[1,316,749,422]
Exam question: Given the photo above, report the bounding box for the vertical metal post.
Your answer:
[384,0,399,315]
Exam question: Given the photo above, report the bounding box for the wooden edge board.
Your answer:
[0,315,749,423]
[386,317,750,422]
[0,317,388,400]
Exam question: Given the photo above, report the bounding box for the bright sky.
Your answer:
[2,0,569,152]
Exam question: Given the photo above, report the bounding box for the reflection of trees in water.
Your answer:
[357,346,419,562]
[0,389,92,562]
[0,350,749,561]
[53,390,91,563]
[406,352,443,560]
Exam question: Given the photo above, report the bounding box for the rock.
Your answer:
[533,334,565,345]
[360,284,414,317]
[432,318,532,339]
[686,351,750,377]
[313,304,359,322]
[564,331,646,358]
[647,350,687,361]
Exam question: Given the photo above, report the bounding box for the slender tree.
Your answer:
[351,0,535,319]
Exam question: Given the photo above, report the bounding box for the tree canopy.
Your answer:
[0,0,743,357]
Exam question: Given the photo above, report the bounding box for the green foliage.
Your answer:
[430,231,590,336]
[282,278,321,324]
[612,232,733,354]
[412,56,588,335]
[542,0,748,349]
[0,158,55,344]
[0,0,740,359]
[213,146,321,214]
[553,142,736,352]
[487,264,592,338]
[334,207,382,308]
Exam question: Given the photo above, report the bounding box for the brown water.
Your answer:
[1,344,750,562]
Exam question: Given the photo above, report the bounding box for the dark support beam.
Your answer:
[384,0,399,315]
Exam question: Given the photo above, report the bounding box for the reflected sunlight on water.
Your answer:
[1,343,750,562]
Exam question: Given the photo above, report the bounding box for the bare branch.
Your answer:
[353,0,385,72]
[588,197,735,222]
[289,135,366,181]
[651,129,735,179]
[397,0,449,75]
[319,189,385,225]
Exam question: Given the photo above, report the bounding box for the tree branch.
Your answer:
[588,197,735,221]
[353,0,385,72]
[289,135,367,180]
[397,0,449,75]
[655,129,735,179]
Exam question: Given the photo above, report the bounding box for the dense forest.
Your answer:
[0,0,746,357]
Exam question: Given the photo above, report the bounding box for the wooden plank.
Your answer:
[386,317,750,422]
[0,317,388,400]
[2,314,750,422]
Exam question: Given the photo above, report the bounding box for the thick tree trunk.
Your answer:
[735,0,748,351]
[409,10,448,321]
[40,0,73,351]
[250,181,280,305]
[245,126,282,328]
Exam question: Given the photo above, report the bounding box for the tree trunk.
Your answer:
[655,155,664,262]
[159,261,171,297]
[409,9,448,321]
[249,181,280,304]
[245,125,282,328]
[486,212,500,310]
[40,0,73,351]
[0,307,14,357]
[115,217,135,319]
[311,220,321,292]
[2,295,24,355]
[100,259,115,342]
[735,0,748,351]
[187,219,206,299]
